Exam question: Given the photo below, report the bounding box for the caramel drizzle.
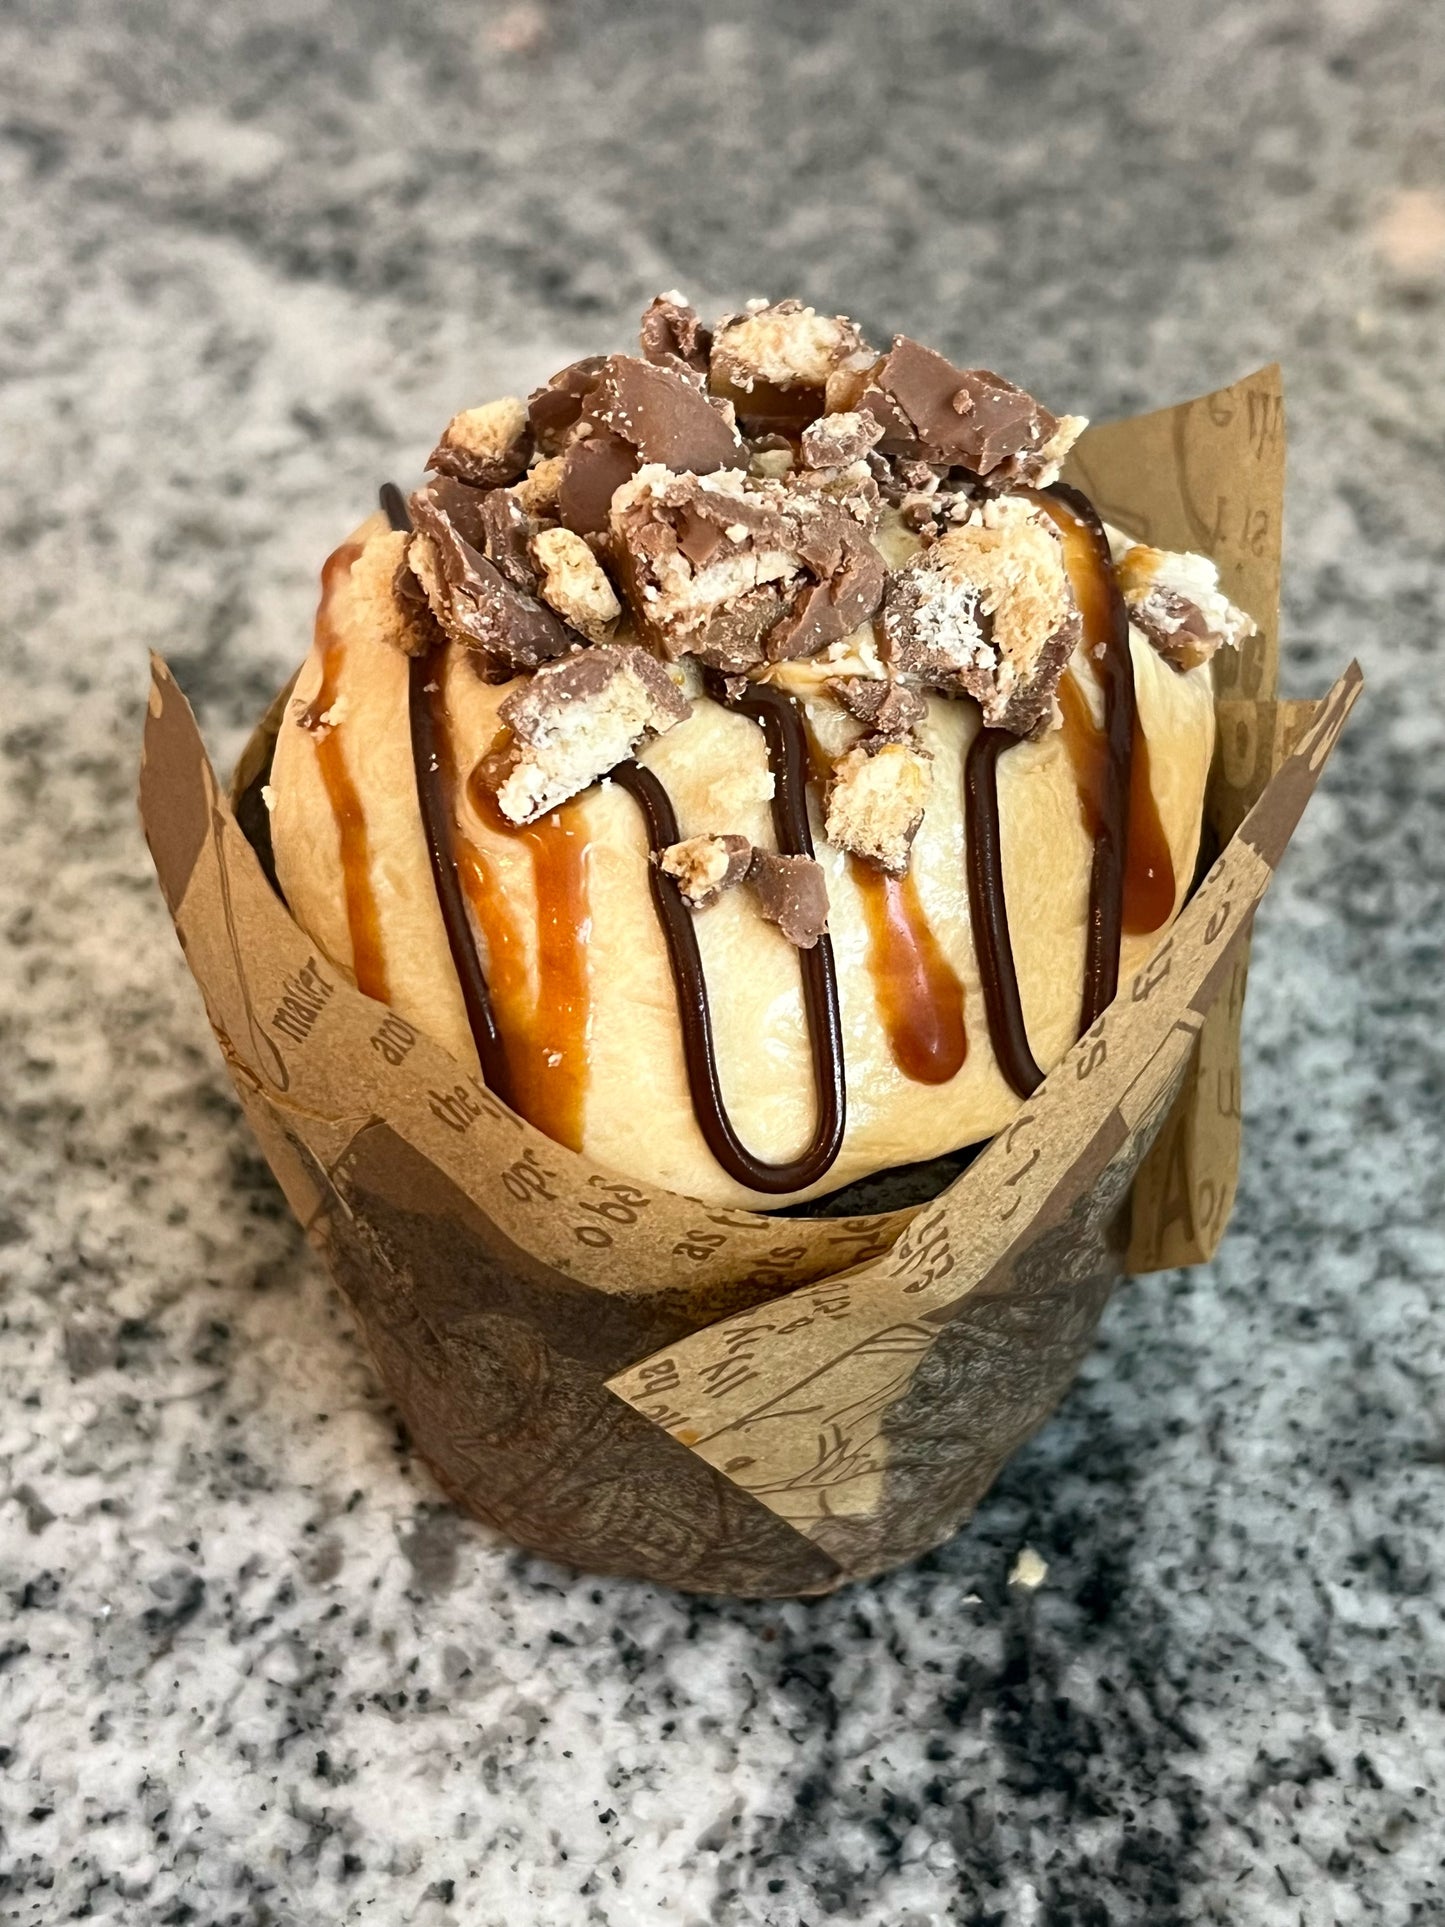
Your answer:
[614,676,846,1194]
[303,538,390,1002]
[464,773,591,1153]
[795,718,967,1089]
[1056,673,1176,938]
[965,481,1167,1098]
[851,863,967,1085]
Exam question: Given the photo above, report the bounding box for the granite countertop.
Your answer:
[3,2,1444,1921]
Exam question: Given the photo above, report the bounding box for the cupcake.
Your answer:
[143,303,1352,1591]
[265,294,1254,1210]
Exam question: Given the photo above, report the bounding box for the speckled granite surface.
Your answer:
[3,2,1444,1922]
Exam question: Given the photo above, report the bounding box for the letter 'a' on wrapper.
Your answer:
[139,368,1360,1595]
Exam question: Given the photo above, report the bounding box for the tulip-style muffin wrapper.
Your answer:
[140,367,1358,1593]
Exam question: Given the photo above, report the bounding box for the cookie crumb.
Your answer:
[825,737,933,875]
[530,526,622,643]
[348,529,436,658]
[660,833,753,906]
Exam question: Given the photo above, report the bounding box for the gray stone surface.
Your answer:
[2,2,1443,1922]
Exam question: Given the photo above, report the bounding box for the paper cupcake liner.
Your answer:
[139,367,1358,1593]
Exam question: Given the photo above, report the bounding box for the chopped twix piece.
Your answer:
[830,336,1085,486]
[557,354,744,538]
[485,645,690,824]
[711,300,868,395]
[747,851,830,949]
[800,409,885,470]
[428,397,531,488]
[827,675,929,738]
[709,299,873,435]
[881,496,1080,735]
[530,527,622,644]
[825,737,933,875]
[409,478,574,676]
[610,465,885,670]
[611,467,796,669]
[660,833,753,907]
[639,292,712,376]
[347,530,437,658]
[1114,543,1257,672]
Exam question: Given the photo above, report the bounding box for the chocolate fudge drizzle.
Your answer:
[386,466,1161,1180]
[963,482,1140,1097]
[964,725,1046,1097]
[613,706,847,1194]
[386,486,515,1106]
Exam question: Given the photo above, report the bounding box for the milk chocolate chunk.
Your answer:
[827,675,928,738]
[409,478,575,673]
[849,337,1085,484]
[824,736,933,875]
[881,496,1080,735]
[764,506,886,660]
[747,850,830,948]
[825,362,916,446]
[478,487,540,591]
[585,355,742,470]
[428,396,532,488]
[696,589,792,672]
[556,431,639,538]
[639,292,712,376]
[413,472,490,549]
[660,833,753,907]
[800,409,884,470]
[528,356,607,451]
[487,644,690,824]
